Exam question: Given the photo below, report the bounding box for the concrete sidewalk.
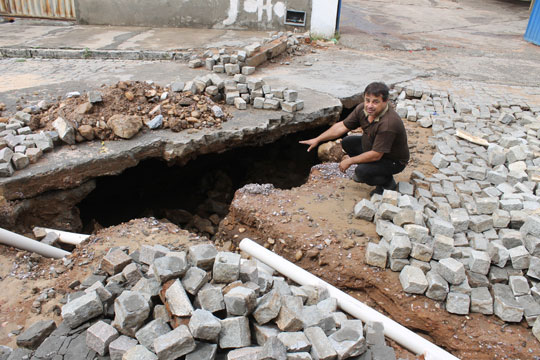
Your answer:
[0,19,286,60]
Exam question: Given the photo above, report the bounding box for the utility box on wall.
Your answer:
[75,0,311,31]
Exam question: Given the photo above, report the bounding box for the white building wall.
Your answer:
[310,0,339,39]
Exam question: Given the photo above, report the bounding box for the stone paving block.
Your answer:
[446,292,470,315]
[470,287,493,315]
[11,152,29,170]
[196,283,225,313]
[392,209,417,227]
[101,250,132,276]
[508,246,530,270]
[509,275,530,296]
[521,215,540,237]
[389,258,409,272]
[410,242,433,262]
[224,286,257,316]
[154,325,196,360]
[112,290,150,336]
[519,294,540,326]
[377,220,408,240]
[507,145,527,163]
[524,234,540,257]
[258,336,287,360]
[277,332,311,353]
[534,316,540,342]
[371,344,396,360]
[16,319,56,350]
[467,270,490,288]
[213,252,241,283]
[354,200,376,221]
[468,215,493,233]
[253,323,280,346]
[187,243,217,270]
[469,250,491,275]
[527,256,540,280]
[302,305,336,334]
[499,229,523,249]
[389,234,411,259]
[188,309,221,342]
[365,242,387,269]
[164,279,193,317]
[425,270,449,301]
[404,224,430,244]
[399,265,428,294]
[185,342,217,360]
[450,276,472,295]
[86,320,119,356]
[182,267,210,295]
[219,316,251,349]
[432,234,454,260]
[276,295,303,331]
[253,289,282,325]
[139,245,168,265]
[317,297,337,314]
[132,277,161,299]
[304,326,338,360]
[0,162,14,177]
[437,258,466,285]
[135,319,170,352]
[122,345,157,360]
[493,284,524,322]
[488,241,509,268]
[226,346,263,360]
[431,152,449,169]
[475,196,499,214]
[329,326,367,359]
[61,290,103,329]
[450,208,470,232]
[365,321,385,346]
[109,335,137,360]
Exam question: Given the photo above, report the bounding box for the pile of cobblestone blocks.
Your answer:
[360,82,540,343]
[173,72,304,113]
[8,243,404,360]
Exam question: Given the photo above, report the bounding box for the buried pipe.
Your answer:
[0,227,70,259]
[42,227,90,246]
[239,238,460,360]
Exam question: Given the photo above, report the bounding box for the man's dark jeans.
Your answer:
[342,135,406,186]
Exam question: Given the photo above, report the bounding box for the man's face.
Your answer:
[364,93,387,117]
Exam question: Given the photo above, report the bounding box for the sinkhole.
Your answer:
[77,127,327,235]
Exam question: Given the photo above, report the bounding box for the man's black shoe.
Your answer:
[352,173,361,183]
[369,185,384,197]
[384,178,397,191]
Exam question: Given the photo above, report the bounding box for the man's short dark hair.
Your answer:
[364,82,389,101]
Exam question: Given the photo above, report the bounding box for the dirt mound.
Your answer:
[31,81,232,142]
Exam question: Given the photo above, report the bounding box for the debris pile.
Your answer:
[7,243,405,360]
[358,83,540,342]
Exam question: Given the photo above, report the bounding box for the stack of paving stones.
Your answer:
[358,82,540,343]
[187,31,303,74]
[7,243,406,360]
[175,72,304,114]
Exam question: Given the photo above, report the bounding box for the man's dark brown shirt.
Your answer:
[343,103,410,164]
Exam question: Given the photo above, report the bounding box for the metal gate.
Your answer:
[0,0,75,20]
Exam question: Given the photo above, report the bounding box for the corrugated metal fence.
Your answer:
[525,0,540,46]
[0,0,75,20]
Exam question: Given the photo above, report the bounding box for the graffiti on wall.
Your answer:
[224,0,286,25]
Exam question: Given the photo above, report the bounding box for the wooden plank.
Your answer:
[455,129,489,147]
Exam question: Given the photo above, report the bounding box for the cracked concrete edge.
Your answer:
[0,91,342,201]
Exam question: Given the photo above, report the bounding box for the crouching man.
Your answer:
[300,82,409,196]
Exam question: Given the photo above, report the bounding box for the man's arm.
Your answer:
[339,150,383,172]
[299,121,350,152]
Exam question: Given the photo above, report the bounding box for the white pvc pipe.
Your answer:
[0,227,70,259]
[42,227,90,245]
[239,238,460,360]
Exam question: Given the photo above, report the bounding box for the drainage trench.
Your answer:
[77,127,325,236]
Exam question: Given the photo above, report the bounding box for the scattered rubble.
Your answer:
[6,243,406,359]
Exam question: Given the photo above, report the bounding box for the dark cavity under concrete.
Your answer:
[77,128,323,231]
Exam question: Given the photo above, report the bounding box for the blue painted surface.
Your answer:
[525,0,540,45]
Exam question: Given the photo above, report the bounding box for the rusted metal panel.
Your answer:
[0,0,75,20]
